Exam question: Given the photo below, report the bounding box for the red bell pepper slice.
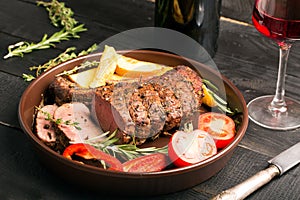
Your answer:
[63,143,123,171]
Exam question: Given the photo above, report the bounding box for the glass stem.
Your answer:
[269,42,292,113]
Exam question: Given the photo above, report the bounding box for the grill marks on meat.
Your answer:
[94,65,203,144]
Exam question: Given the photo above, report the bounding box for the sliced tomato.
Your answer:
[168,130,217,167]
[62,143,123,171]
[198,112,236,149]
[122,153,169,173]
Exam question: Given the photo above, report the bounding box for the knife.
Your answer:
[211,142,300,200]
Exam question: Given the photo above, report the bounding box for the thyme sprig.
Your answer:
[82,130,168,160]
[36,106,81,130]
[4,0,87,59]
[37,0,77,31]
[23,43,97,81]
[56,60,100,77]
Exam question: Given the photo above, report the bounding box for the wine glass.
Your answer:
[247,0,300,130]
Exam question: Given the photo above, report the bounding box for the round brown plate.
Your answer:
[18,50,248,196]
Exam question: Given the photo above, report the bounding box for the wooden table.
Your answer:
[1,0,300,199]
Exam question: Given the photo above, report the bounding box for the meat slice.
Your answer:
[48,76,94,106]
[128,83,166,139]
[149,66,201,128]
[54,102,103,143]
[176,65,203,105]
[35,104,58,142]
[93,82,137,144]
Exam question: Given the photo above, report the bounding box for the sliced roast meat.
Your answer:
[94,65,204,144]
[54,102,103,143]
[47,65,204,145]
[36,104,58,142]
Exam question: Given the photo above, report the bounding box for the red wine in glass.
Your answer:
[252,0,300,41]
[247,0,300,130]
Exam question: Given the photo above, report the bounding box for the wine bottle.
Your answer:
[155,0,222,57]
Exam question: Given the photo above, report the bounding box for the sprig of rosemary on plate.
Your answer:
[23,43,98,81]
[82,130,168,160]
[3,0,87,59]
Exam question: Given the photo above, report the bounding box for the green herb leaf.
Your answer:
[35,106,81,130]
[4,0,87,59]
[37,0,78,31]
[4,25,87,59]
[23,43,97,81]
[82,130,168,160]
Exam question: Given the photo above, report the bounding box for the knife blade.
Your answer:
[211,142,300,200]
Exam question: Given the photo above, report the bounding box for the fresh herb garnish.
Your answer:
[37,0,78,31]
[36,106,81,130]
[81,130,168,160]
[4,0,87,59]
[55,60,100,77]
[23,44,97,81]
[4,24,87,59]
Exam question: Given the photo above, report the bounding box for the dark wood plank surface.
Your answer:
[1,0,300,199]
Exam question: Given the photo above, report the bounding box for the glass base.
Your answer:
[247,95,300,130]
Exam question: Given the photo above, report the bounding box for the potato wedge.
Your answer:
[116,55,172,78]
[89,45,118,88]
[69,68,97,88]
[68,46,173,88]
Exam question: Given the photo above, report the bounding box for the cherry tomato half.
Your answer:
[168,130,217,167]
[198,112,236,149]
[122,153,169,173]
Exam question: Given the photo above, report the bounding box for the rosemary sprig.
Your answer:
[4,0,87,59]
[4,24,87,59]
[37,0,77,31]
[82,130,168,160]
[23,43,97,81]
[36,106,81,130]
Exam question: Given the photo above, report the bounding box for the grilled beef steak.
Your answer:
[94,65,203,144]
